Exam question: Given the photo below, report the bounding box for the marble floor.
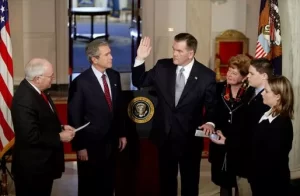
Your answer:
[4,159,255,196]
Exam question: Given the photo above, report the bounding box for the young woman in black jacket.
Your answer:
[213,76,294,196]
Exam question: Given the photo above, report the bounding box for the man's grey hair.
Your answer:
[85,40,109,64]
[24,58,47,80]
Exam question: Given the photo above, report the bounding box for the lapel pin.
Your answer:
[114,84,117,86]
[195,77,198,80]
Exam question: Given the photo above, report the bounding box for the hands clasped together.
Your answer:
[59,125,75,142]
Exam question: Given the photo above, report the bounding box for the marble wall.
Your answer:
[9,0,69,85]
[187,0,211,66]
[279,0,300,177]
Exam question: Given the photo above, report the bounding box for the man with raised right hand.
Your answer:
[132,33,217,196]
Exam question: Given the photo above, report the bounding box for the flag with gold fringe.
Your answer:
[255,0,282,75]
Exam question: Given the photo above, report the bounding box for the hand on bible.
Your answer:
[136,36,152,61]
[198,123,214,135]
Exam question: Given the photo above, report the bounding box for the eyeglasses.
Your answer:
[40,74,55,79]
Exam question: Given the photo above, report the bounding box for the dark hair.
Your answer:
[85,40,109,64]
[268,76,294,119]
[250,58,274,79]
[228,54,251,77]
[174,33,198,54]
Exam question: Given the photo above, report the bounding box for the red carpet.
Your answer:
[54,101,210,161]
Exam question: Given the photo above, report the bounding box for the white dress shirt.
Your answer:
[176,59,194,84]
[259,108,279,123]
[91,65,112,100]
[255,87,264,96]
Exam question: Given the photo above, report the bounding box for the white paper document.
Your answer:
[75,122,90,132]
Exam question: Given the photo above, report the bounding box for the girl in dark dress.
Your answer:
[209,54,251,196]
[214,76,294,196]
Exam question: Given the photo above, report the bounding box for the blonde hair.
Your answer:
[268,76,294,118]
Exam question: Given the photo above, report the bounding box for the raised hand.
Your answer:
[137,36,152,60]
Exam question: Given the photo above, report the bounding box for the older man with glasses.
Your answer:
[11,58,75,196]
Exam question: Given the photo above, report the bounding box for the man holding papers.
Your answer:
[68,40,127,196]
[11,58,75,196]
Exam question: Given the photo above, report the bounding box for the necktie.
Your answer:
[41,92,49,104]
[41,92,53,112]
[102,74,112,111]
[175,67,185,106]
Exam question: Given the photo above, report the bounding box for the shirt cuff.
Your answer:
[206,122,215,128]
[134,58,145,67]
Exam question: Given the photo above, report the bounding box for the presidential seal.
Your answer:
[127,97,154,123]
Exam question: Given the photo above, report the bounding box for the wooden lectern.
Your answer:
[115,90,159,196]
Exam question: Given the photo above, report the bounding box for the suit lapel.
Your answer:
[176,61,199,107]
[166,64,177,108]
[45,92,58,114]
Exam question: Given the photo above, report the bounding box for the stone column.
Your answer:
[9,0,24,85]
[186,0,211,66]
[279,0,300,178]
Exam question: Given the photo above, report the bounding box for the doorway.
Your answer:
[68,0,142,81]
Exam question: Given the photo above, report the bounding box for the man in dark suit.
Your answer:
[11,58,75,196]
[68,40,127,196]
[243,58,273,188]
[132,33,217,196]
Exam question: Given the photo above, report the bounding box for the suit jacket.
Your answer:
[249,115,293,189]
[68,68,125,152]
[11,79,64,179]
[132,58,217,149]
[240,87,270,178]
[209,82,250,185]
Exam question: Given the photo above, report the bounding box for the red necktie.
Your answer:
[41,92,49,104]
[101,74,112,111]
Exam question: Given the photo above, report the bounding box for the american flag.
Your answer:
[255,0,282,75]
[0,0,14,156]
